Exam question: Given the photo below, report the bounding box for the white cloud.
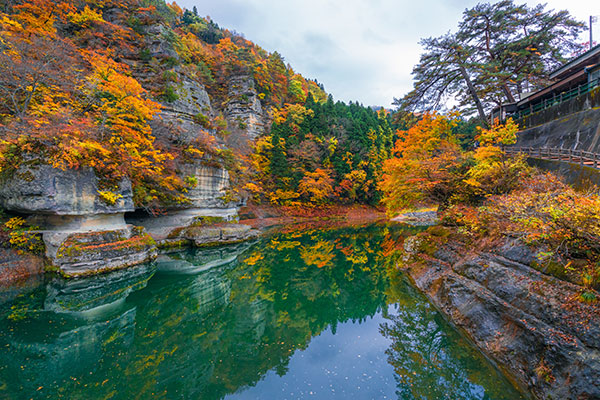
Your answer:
[180,0,599,107]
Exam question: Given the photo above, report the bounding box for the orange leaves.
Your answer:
[380,112,464,214]
[11,0,75,38]
[298,168,334,204]
[392,112,459,159]
[300,240,335,268]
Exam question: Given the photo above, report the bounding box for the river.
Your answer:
[0,223,526,399]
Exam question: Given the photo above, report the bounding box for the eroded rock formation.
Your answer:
[403,236,600,400]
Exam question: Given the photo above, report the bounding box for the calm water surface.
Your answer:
[0,224,526,399]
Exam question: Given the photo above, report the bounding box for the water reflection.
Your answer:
[0,224,525,399]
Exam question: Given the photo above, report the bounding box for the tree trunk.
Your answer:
[502,83,516,103]
[458,64,487,123]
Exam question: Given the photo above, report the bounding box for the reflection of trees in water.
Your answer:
[0,224,410,399]
[0,223,522,400]
[380,278,524,400]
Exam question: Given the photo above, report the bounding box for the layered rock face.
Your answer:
[128,64,254,247]
[0,164,156,277]
[0,164,133,215]
[179,162,232,209]
[0,29,271,277]
[224,74,269,151]
[404,237,600,400]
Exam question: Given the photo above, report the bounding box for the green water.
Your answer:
[0,224,527,399]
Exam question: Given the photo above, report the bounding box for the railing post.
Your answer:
[569,149,573,162]
[594,154,598,169]
[580,150,584,165]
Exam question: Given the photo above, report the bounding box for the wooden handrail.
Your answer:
[505,146,600,170]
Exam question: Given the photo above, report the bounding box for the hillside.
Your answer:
[0,0,395,211]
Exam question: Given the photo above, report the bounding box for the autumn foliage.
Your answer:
[379,112,466,213]
[380,112,600,296]
[0,0,334,211]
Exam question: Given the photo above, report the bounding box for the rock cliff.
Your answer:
[0,21,273,277]
[403,234,600,400]
[0,165,157,277]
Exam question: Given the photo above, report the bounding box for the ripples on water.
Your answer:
[0,223,526,399]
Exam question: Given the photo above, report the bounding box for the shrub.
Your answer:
[3,217,44,255]
[97,190,123,206]
[159,85,179,102]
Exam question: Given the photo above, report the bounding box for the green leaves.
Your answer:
[399,1,586,121]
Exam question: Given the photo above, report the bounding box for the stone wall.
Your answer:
[515,107,600,152]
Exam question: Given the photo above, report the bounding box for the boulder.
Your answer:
[185,224,260,247]
[46,226,157,277]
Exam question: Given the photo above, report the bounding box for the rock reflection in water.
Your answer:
[0,265,156,397]
[44,263,156,316]
[381,276,525,400]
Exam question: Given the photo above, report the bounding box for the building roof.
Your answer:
[549,44,600,80]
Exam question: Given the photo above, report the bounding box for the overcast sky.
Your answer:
[178,0,599,107]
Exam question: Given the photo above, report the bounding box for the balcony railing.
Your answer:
[509,78,600,120]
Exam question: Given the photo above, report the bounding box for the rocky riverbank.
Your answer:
[398,225,600,400]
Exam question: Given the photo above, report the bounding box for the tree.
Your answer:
[398,1,585,119]
[0,13,81,119]
[399,33,487,121]
[379,113,466,213]
[298,168,334,204]
[458,1,584,103]
[464,117,530,196]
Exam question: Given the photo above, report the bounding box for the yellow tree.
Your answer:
[85,53,183,207]
[465,117,530,196]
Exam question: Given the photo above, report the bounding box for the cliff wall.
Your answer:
[403,235,600,400]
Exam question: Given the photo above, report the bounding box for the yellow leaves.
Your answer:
[4,217,26,231]
[67,6,104,27]
[97,190,123,206]
[0,15,23,34]
[327,137,338,157]
[273,240,301,251]
[268,189,300,205]
[244,252,264,266]
[476,117,518,147]
[184,147,204,159]
[273,103,314,132]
